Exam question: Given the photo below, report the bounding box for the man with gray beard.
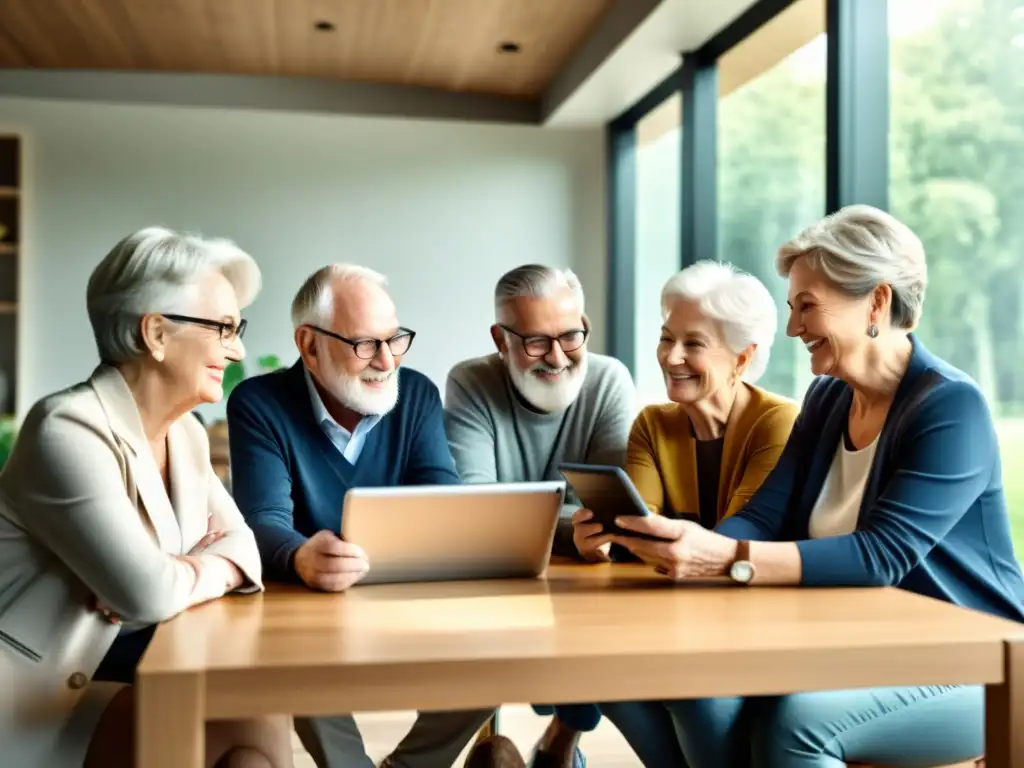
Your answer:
[446,264,635,557]
[227,264,493,768]
[429,264,636,768]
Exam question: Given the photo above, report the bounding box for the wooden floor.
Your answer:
[292,705,640,767]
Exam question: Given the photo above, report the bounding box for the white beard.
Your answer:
[508,354,588,413]
[323,357,400,416]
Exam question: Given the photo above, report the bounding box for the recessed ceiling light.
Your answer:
[314,20,335,32]
[497,41,521,53]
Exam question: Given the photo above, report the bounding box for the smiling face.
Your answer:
[785,255,882,378]
[658,298,751,404]
[492,288,589,413]
[298,277,404,416]
[158,269,245,405]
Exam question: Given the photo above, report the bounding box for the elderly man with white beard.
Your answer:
[227,264,493,768]
[446,264,635,555]
[435,263,636,768]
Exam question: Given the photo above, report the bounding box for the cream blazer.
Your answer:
[0,365,264,767]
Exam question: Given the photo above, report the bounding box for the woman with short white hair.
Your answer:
[0,227,293,767]
[603,205,1024,766]
[575,259,798,549]
[571,260,799,765]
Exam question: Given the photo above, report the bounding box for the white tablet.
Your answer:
[340,481,566,586]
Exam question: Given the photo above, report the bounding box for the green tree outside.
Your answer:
[715,0,1024,551]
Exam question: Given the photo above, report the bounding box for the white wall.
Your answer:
[0,97,606,421]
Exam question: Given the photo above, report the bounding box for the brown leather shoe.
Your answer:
[464,735,527,768]
[527,717,585,768]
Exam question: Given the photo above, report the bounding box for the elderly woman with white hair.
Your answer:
[0,227,293,767]
[569,260,798,764]
[602,206,1024,767]
[574,259,798,557]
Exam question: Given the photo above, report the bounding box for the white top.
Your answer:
[808,433,880,539]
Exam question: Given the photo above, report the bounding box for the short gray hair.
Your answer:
[661,260,778,383]
[87,226,261,365]
[776,204,927,329]
[291,263,388,329]
[494,264,585,322]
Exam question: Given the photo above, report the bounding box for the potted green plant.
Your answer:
[222,354,282,400]
[0,417,16,472]
[209,353,284,488]
[222,360,246,400]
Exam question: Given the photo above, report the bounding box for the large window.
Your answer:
[610,0,1023,560]
[634,93,682,407]
[717,0,826,402]
[889,0,1024,549]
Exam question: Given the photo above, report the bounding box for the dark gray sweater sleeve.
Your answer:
[584,358,636,468]
[443,368,499,484]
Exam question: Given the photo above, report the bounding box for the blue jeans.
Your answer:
[601,685,984,767]
[530,704,603,732]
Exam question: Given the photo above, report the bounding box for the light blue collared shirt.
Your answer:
[304,367,381,464]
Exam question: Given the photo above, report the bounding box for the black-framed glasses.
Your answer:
[498,324,589,358]
[162,314,247,346]
[308,325,416,360]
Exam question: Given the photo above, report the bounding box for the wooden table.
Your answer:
[136,564,1024,767]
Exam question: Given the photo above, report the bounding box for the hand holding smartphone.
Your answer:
[557,463,668,541]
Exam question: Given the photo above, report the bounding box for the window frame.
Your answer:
[605,0,889,372]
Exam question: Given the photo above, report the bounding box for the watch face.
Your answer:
[730,561,754,583]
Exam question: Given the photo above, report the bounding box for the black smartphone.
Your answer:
[557,463,667,541]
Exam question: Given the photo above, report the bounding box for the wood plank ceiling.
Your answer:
[0,0,613,99]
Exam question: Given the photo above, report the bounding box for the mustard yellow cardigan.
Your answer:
[626,384,799,524]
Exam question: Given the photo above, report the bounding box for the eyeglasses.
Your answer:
[498,324,589,358]
[308,325,416,360]
[162,314,247,346]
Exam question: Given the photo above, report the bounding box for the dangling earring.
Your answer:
[867,324,879,338]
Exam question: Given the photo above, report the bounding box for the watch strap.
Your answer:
[734,539,751,565]
[729,540,754,584]
[737,540,753,565]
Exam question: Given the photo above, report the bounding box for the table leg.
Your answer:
[985,638,1023,768]
[136,672,205,768]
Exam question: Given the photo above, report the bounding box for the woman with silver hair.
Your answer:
[570,260,799,764]
[574,260,798,555]
[0,227,293,767]
[602,206,1024,766]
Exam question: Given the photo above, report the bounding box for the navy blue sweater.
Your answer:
[227,361,460,581]
[718,335,1024,623]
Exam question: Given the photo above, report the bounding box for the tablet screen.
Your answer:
[557,463,663,540]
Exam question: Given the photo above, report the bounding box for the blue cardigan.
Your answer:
[718,336,1024,623]
[226,361,460,581]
